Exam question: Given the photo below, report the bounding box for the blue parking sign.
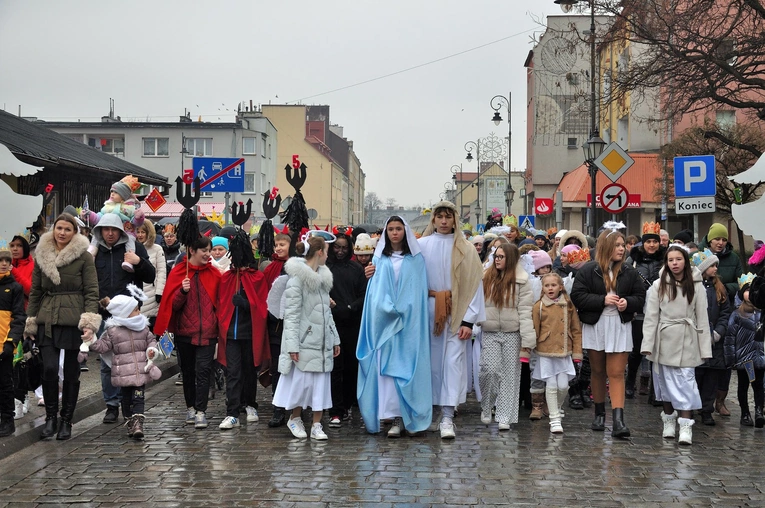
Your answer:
[674,155,716,197]
[193,157,245,192]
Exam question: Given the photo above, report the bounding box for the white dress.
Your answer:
[581,290,632,353]
[418,233,486,407]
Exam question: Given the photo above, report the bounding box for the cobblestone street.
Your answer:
[0,373,763,507]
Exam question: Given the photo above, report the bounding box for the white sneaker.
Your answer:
[661,411,678,439]
[194,411,208,429]
[13,399,23,420]
[310,422,328,440]
[185,407,196,424]
[678,417,694,445]
[480,411,492,424]
[245,406,259,423]
[439,418,456,439]
[550,417,563,434]
[498,422,511,431]
[22,398,28,415]
[387,418,402,438]
[287,417,307,438]
[219,416,240,430]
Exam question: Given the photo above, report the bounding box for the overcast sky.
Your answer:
[0,0,560,208]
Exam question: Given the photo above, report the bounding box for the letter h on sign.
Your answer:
[673,155,716,197]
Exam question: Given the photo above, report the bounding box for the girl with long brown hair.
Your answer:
[570,222,645,438]
[479,243,535,430]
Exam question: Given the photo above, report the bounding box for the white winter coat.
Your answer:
[278,257,340,375]
[482,265,536,349]
[140,243,166,318]
[642,267,713,367]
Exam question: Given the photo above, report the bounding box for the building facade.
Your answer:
[38,110,277,221]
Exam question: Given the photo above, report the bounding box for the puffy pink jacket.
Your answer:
[91,323,160,387]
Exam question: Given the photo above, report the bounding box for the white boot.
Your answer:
[661,410,677,438]
[13,399,24,420]
[678,417,694,445]
[546,388,562,433]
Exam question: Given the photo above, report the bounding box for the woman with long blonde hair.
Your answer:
[570,223,646,438]
[479,243,535,430]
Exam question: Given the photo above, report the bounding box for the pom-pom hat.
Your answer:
[529,250,552,272]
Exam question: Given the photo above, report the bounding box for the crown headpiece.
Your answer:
[642,222,661,236]
[691,248,712,267]
[739,272,756,289]
[566,248,591,265]
[119,175,141,192]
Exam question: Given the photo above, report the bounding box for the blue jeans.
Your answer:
[98,322,121,407]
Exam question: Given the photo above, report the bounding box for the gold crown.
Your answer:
[642,221,661,235]
[120,175,141,192]
[547,227,558,236]
[567,248,591,265]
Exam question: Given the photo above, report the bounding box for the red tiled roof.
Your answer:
[145,202,226,217]
[555,153,663,205]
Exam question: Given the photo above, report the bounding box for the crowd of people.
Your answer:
[3,181,765,448]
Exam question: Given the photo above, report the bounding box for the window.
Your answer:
[186,138,213,157]
[567,137,578,149]
[244,172,256,194]
[717,39,737,65]
[243,137,257,155]
[261,134,267,158]
[101,138,125,154]
[143,137,169,157]
[267,142,272,159]
[716,110,736,130]
[201,192,213,197]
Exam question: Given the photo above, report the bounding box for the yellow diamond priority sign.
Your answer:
[594,142,634,182]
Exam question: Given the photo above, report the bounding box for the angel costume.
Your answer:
[356,217,432,433]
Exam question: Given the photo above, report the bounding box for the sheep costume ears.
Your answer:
[126,283,148,302]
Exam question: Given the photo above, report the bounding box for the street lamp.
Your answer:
[490,93,512,214]
[505,183,516,217]
[554,0,601,236]
[464,140,480,224]
[450,164,462,219]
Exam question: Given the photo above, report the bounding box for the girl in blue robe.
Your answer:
[356,216,432,436]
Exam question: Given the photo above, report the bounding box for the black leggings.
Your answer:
[737,368,765,410]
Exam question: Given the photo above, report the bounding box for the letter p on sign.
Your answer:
[673,155,716,197]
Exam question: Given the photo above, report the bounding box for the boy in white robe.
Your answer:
[418,201,485,439]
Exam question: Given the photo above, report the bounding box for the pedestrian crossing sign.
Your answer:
[519,215,535,230]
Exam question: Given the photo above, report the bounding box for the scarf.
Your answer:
[153,259,221,336]
[106,314,149,332]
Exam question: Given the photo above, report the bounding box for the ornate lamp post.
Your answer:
[450,164,462,219]
[490,93,512,215]
[505,182,516,217]
[465,140,480,225]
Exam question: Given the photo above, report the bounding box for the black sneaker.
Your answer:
[79,360,88,372]
[103,405,119,424]
[268,408,286,428]
[175,373,183,386]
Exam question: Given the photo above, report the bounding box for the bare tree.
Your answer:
[365,192,382,210]
[385,197,397,208]
[599,0,765,157]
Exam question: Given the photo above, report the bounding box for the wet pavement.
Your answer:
[0,372,764,507]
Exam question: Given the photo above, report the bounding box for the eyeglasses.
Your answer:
[495,255,506,260]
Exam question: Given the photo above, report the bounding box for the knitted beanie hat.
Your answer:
[211,237,229,250]
[673,229,693,244]
[529,249,552,272]
[691,248,719,275]
[111,181,132,202]
[708,223,728,241]
[106,294,139,319]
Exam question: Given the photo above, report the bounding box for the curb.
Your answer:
[0,363,180,462]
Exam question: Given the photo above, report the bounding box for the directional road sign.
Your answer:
[594,142,635,183]
[599,182,630,214]
[193,157,245,192]
[518,215,535,230]
[673,155,716,197]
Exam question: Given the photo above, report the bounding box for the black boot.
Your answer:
[741,409,754,427]
[40,416,57,439]
[0,417,14,437]
[701,411,716,426]
[592,402,606,431]
[755,406,765,428]
[612,408,630,438]
[568,383,583,410]
[625,372,637,400]
[57,380,79,440]
[268,407,286,428]
[56,420,72,440]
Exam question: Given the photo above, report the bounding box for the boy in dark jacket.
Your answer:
[0,244,26,437]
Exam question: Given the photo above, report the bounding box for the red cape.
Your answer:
[153,259,221,336]
[216,268,270,368]
[263,255,288,288]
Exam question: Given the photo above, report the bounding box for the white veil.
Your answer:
[374,216,421,257]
